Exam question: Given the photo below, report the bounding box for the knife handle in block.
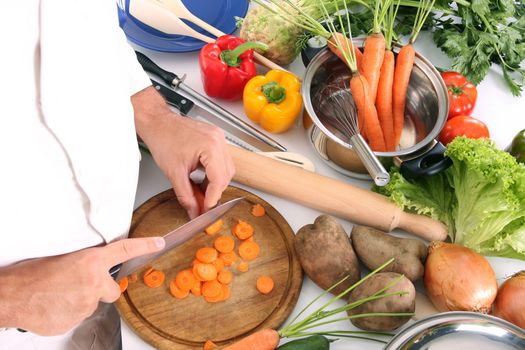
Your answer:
[228,145,447,242]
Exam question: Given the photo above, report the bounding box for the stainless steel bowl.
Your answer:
[302,41,450,180]
[384,312,525,350]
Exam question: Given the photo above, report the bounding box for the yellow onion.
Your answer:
[424,241,497,313]
[493,271,525,329]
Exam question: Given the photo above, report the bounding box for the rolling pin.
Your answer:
[228,145,448,242]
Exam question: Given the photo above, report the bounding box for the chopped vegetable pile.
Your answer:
[374,137,525,260]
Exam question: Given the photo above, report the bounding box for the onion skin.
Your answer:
[424,241,497,313]
[493,271,525,329]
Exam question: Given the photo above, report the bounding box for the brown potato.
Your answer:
[348,272,415,331]
[294,215,360,296]
[351,225,427,281]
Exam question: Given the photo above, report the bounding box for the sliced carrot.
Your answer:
[222,329,280,350]
[205,219,224,235]
[256,275,274,295]
[251,203,266,217]
[192,258,201,266]
[244,236,255,242]
[191,180,205,215]
[196,247,218,263]
[143,269,165,288]
[217,270,233,285]
[129,273,138,283]
[203,340,217,350]
[192,264,206,282]
[194,263,218,281]
[232,220,254,240]
[214,235,235,253]
[238,241,260,261]
[175,269,196,292]
[219,251,238,267]
[118,277,129,293]
[191,281,202,296]
[205,284,230,303]
[202,280,222,298]
[237,261,249,273]
[170,279,190,299]
[212,257,225,272]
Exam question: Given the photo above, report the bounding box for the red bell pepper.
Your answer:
[199,35,267,101]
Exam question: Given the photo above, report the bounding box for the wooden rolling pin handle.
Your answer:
[228,145,447,241]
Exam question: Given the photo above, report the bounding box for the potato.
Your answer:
[351,225,427,281]
[294,215,360,296]
[347,272,415,331]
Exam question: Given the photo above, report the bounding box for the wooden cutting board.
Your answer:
[116,186,303,349]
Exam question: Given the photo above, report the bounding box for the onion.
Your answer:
[493,271,525,329]
[424,241,497,313]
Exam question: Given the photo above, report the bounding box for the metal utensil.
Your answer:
[136,51,286,152]
[314,84,390,186]
[150,79,315,171]
[385,311,525,350]
[111,197,243,280]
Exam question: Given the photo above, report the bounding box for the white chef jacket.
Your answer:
[0,0,151,348]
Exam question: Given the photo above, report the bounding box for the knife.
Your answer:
[135,51,287,152]
[111,197,243,280]
[151,79,257,152]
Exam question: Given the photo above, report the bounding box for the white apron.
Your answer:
[0,0,151,348]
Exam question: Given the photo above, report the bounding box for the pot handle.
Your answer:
[400,141,452,179]
[301,45,324,67]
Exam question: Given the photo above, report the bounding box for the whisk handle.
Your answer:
[350,134,390,186]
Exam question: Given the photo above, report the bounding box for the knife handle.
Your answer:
[136,51,178,86]
[151,80,194,115]
[109,263,122,280]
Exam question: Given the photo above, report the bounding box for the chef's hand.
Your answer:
[132,86,235,219]
[0,237,165,336]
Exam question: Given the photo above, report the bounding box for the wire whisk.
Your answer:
[314,84,390,186]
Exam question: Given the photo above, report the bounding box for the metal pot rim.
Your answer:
[301,41,449,158]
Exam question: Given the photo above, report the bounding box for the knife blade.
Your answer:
[136,51,287,152]
[112,197,243,280]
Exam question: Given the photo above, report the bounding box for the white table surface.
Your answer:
[121,31,525,349]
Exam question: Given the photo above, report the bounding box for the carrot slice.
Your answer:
[118,277,129,293]
[238,241,260,261]
[129,273,138,283]
[217,270,233,285]
[203,340,217,350]
[202,280,222,298]
[175,269,196,292]
[170,279,189,299]
[143,269,165,288]
[256,275,274,295]
[237,261,249,273]
[196,247,218,263]
[205,219,224,235]
[194,263,218,281]
[219,251,238,267]
[214,235,235,253]
[191,281,202,296]
[205,284,230,303]
[251,203,266,217]
[232,220,254,240]
[212,258,225,272]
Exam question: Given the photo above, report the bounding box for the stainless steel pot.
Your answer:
[302,41,451,180]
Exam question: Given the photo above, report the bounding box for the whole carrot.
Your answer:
[392,0,435,148]
[328,32,363,73]
[223,329,280,350]
[361,0,387,103]
[376,49,396,151]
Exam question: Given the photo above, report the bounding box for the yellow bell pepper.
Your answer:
[243,69,302,133]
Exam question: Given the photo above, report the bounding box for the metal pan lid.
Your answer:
[384,312,525,350]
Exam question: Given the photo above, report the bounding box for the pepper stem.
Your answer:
[261,81,286,104]
[220,42,268,67]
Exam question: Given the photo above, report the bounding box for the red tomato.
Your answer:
[439,116,490,145]
[191,181,205,215]
[441,71,478,119]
